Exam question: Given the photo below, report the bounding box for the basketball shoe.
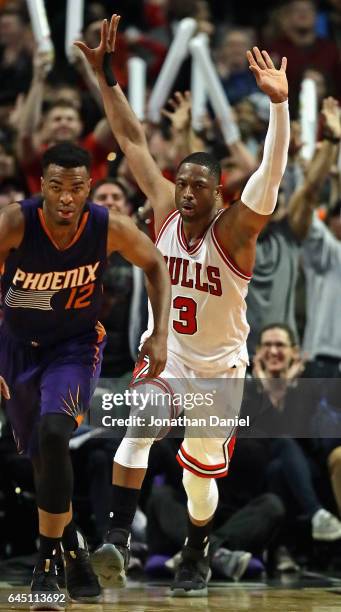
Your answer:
[92,528,130,588]
[63,531,101,602]
[171,544,211,597]
[30,557,65,611]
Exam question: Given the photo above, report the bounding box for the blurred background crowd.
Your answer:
[2,0,341,583]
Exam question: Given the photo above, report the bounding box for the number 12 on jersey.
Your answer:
[65,283,95,310]
[173,296,197,335]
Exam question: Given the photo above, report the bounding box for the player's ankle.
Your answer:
[106,527,131,547]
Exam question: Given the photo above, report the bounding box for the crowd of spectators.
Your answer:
[1,0,341,580]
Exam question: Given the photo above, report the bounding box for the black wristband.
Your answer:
[103,52,117,87]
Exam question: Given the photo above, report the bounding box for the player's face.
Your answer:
[258,328,295,376]
[93,183,131,215]
[41,165,91,226]
[45,107,82,143]
[175,163,220,223]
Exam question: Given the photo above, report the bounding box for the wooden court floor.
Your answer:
[1,581,341,611]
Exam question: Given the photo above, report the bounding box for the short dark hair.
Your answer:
[258,323,297,347]
[46,99,81,114]
[42,142,91,173]
[177,152,222,184]
[91,177,129,201]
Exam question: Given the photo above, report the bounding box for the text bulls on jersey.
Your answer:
[11,262,100,291]
[164,256,222,296]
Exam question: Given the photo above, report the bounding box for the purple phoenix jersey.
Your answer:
[2,197,108,346]
[0,197,109,455]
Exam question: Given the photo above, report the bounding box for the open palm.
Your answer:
[74,14,120,72]
[247,47,288,103]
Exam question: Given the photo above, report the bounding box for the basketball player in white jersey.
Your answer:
[76,15,290,595]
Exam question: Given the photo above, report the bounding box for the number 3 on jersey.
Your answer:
[173,296,197,335]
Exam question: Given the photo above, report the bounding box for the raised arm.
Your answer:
[107,213,171,377]
[16,51,52,163]
[288,97,341,240]
[216,47,290,273]
[161,91,205,160]
[75,15,175,234]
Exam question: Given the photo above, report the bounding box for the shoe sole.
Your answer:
[91,544,126,588]
[70,595,101,603]
[170,586,208,597]
[170,569,211,597]
[313,530,341,541]
[30,604,65,611]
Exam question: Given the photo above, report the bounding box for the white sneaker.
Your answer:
[275,546,299,572]
[312,508,341,541]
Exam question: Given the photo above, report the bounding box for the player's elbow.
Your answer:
[123,126,147,152]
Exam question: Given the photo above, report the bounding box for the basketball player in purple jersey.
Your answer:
[76,16,290,596]
[0,142,170,608]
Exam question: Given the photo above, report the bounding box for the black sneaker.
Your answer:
[64,547,101,602]
[171,546,211,597]
[30,558,65,611]
[92,529,130,588]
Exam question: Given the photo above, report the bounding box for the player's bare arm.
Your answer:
[0,203,25,268]
[75,15,175,234]
[107,212,171,378]
[216,47,290,273]
[0,203,24,400]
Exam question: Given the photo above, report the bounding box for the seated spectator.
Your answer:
[245,323,341,544]
[268,0,341,117]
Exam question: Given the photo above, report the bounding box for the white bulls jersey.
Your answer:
[141,209,251,372]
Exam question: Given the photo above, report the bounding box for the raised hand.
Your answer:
[161,91,192,132]
[33,49,53,82]
[0,376,10,400]
[74,14,121,74]
[247,47,288,104]
[321,97,341,140]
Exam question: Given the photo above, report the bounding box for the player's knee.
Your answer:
[182,470,219,521]
[39,414,74,457]
[114,436,154,469]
